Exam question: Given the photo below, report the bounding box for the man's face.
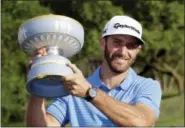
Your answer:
[101,35,142,74]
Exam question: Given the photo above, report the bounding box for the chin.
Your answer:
[111,63,129,73]
[116,67,128,73]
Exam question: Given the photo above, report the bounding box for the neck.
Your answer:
[100,61,129,89]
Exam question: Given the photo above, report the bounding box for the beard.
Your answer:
[104,43,136,74]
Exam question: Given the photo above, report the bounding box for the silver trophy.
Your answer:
[18,14,84,98]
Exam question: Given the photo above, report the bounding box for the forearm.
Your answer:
[91,89,147,126]
[26,95,47,127]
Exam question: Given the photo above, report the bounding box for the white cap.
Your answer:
[102,15,145,44]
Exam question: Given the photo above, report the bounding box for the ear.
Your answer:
[100,38,106,51]
[136,45,143,54]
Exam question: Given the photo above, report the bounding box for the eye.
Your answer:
[113,39,121,46]
[126,43,139,49]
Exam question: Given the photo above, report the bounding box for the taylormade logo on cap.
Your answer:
[113,23,140,34]
[102,15,145,44]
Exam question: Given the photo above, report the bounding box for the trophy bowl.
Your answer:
[18,14,84,98]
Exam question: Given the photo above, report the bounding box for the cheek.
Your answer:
[106,45,116,56]
[128,50,138,59]
[110,49,120,57]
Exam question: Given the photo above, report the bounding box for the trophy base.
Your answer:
[27,75,69,98]
[27,55,73,98]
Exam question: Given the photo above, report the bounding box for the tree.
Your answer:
[1,1,51,126]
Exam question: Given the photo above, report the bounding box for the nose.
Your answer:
[118,45,128,55]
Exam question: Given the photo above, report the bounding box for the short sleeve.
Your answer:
[46,96,69,126]
[134,79,162,119]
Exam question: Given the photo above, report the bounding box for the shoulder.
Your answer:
[129,68,161,92]
[135,75,161,91]
[133,75,162,118]
[133,75,162,101]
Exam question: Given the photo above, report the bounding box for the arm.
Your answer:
[25,95,60,127]
[61,63,161,127]
[91,89,156,126]
[25,48,62,126]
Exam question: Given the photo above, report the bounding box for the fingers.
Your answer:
[66,63,81,74]
[60,74,77,83]
[60,75,78,90]
[31,47,47,59]
[63,82,78,96]
[62,81,73,90]
[27,48,47,74]
[36,48,47,56]
[63,82,78,90]
[26,59,32,74]
[62,78,78,96]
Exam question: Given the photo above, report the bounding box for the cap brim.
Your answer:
[136,38,145,45]
[103,33,145,45]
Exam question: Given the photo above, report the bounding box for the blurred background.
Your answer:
[1,0,184,127]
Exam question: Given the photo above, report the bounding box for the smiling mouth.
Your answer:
[113,57,128,61]
[112,58,127,64]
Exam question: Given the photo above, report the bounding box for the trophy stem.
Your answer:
[46,46,60,55]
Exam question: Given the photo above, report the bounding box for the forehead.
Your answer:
[108,34,137,41]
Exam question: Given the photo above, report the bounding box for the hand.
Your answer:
[26,48,47,74]
[61,63,92,97]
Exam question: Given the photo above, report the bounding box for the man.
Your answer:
[26,15,162,127]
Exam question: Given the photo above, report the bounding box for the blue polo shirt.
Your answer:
[47,67,162,126]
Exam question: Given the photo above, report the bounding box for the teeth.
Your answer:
[115,57,123,59]
[114,57,126,61]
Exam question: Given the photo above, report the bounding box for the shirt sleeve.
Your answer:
[46,96,69,126]
[134,79,162,119]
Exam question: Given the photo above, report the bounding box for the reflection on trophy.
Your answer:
[18,14,84,98]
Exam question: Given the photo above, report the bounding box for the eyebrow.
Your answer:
[112,36,139,45]
[112,37,123,41]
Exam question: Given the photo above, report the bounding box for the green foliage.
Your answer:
[156,94,184,126]
[67,1,124,61]
[2,0,51,126]
[80,1,123,59]
[117,0,184,57]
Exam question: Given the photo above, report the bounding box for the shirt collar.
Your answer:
[119,68,137,90]
[90,67,137,90]
[90,66,104,88]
